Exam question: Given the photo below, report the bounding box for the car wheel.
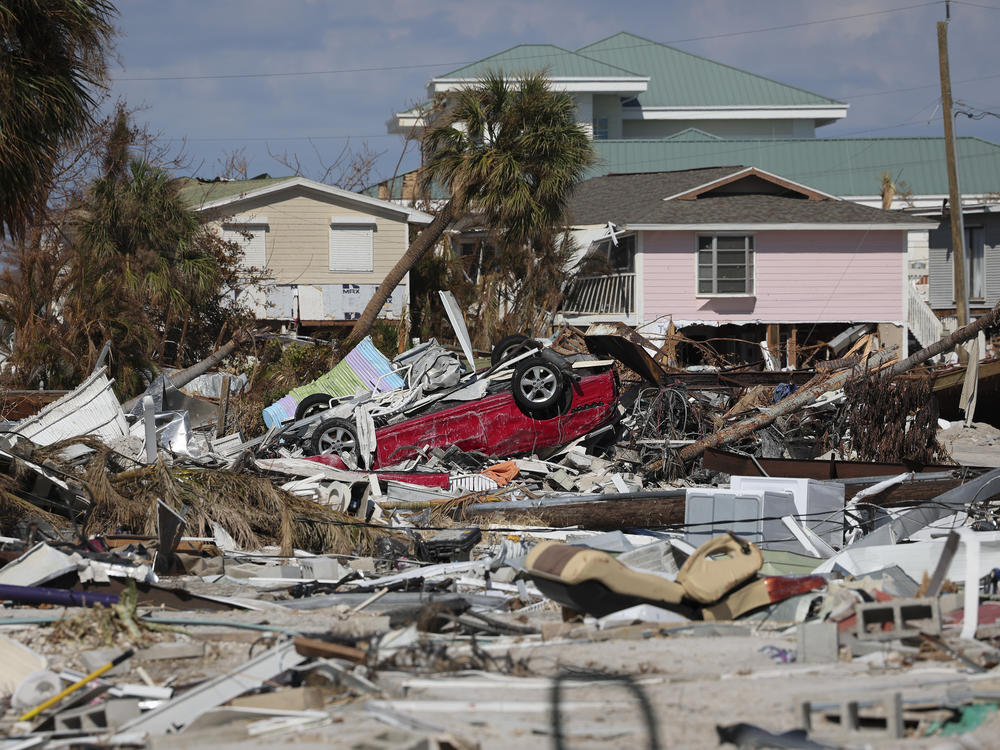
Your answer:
[310,418,365,467]
[295,393,335,420]
[512,357,564,415]
[491,334,539,367]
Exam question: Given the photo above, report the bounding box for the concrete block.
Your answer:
[53,698,140,731]
[801,692,903,739]
[797,621,839,663]
[856,597,940,641]
[561,451,593,470]
[548,469,576,492]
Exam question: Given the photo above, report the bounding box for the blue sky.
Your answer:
[107,0,1000,187]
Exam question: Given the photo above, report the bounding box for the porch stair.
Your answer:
[907,282,943,350]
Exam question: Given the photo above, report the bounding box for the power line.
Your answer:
[951,0,1000,9]
[149,72,1000,143]
[114,1,943,83]
[847,71,1000,98]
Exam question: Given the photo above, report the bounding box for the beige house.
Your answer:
[179,176,433,327]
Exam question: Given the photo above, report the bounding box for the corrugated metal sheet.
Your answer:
[16,368,128,446]
[263,336,405,427]
[384,136,1000,201]
[439,44,643,80]
[579,32,843,108]
[591,137,1000,196]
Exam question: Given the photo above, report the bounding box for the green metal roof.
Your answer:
[370,135,1000,201]
[176,176,295,208]
[590,136,1000,196]
[578,32,844,109]
[437,44,644,80]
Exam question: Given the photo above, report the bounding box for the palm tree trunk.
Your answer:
[344,198,456,349]
[174,309,191,367]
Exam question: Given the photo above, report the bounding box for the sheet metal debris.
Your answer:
[2,313,1000,747]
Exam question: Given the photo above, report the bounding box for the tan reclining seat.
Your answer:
[525,534,763,607]
[525,541,686,604]
[676,534,763,604]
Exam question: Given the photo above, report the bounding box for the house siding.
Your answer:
[204,184,409,286]
[641,229,905,324]
[927,212,1000,309]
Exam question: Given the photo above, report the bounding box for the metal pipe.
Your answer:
[0,584,119,607]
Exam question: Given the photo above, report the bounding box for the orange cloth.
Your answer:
[482,460,519,487]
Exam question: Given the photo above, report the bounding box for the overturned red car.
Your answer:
[306,350,620,471]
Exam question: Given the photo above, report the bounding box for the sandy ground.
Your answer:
[938,421,1000,467]
[4,605,998,749]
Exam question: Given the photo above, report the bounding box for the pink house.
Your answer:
[562,167,931,364]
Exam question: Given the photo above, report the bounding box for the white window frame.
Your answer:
[329,218,375,273]
[695,233,755,297]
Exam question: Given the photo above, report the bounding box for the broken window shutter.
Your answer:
[984,241,1000,307]
[329,224,374,272]
[927,245,954,309]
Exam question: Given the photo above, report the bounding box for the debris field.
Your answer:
[3,298,1000,749]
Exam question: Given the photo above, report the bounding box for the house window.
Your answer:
[222,222,267,270]
[967,226,985,300]
[329,221,374,272]
[592,117,609,140]
[697,234,754,295]
[581,234,635,274]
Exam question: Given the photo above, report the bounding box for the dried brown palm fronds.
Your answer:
[92,462,397,556]
[0,481,64,532]
[2,435,400,555]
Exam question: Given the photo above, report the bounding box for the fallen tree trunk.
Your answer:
[678,304,1000,464]
[883,301,1000,378]
[167,329,252,390]
[121,330,253,412]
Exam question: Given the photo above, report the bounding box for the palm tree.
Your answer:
[0,0,116,239]
[344,71,593,349]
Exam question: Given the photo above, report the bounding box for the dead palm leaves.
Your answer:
[5,437,393,556]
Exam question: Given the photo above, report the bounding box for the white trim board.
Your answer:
[196,176,434,224]
[622,105,848,120]
[431,76,649,95]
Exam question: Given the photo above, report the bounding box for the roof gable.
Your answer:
[182,176,433,224]
[436,44,645,81]
[577,31,844,109]
[667,167,835,201]
[664,128,723,141]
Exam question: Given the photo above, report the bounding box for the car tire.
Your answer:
[294,393,335,420]
[512,357,564,416]
[491,334,539,367]
[310,417,365,467]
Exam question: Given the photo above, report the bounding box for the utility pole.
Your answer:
[938,4,969,363]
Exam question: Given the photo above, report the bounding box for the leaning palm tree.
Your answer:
[344,71,594,349]
[0,0,116,239]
